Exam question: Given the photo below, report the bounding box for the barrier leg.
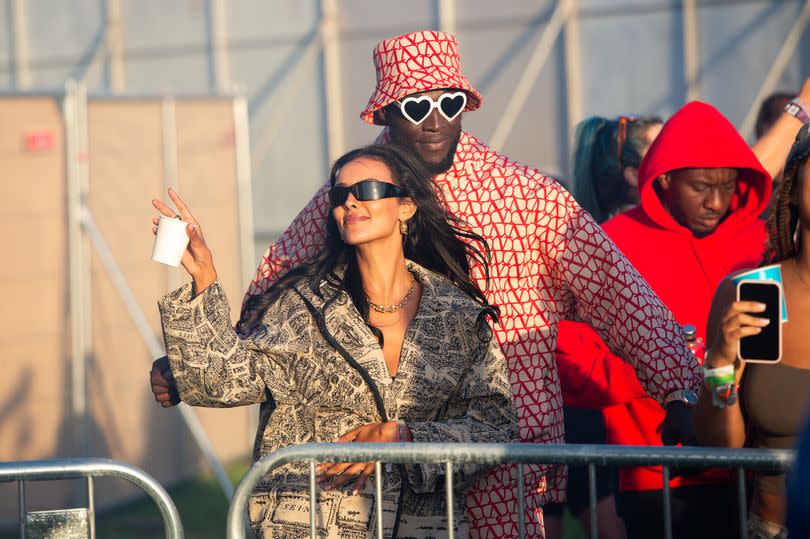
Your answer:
[588,463,598,539]
[738,467,747,539]
[375,462,384,539]
[445,462,454,539]
[517,464,525,539]
[662,466,672,539]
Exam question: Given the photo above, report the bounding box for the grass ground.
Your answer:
[1,461,587,538]
[561,511,588,539]
[94,461,253,539]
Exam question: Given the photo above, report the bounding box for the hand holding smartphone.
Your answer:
[736,279,782,363]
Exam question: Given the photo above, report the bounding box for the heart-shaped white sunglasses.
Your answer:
[396,91,467,126]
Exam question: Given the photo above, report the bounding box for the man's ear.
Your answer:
[373,108,389,126]
[657,173,672,191]
[623,167,639,189]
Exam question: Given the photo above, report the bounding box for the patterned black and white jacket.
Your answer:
[159,261,518,538]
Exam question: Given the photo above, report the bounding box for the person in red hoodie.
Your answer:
[557,101,772,539]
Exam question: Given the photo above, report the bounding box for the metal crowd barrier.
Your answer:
[227,442,794,539]
[0,458,184,539]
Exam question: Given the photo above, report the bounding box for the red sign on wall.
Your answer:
[25,131,55,153]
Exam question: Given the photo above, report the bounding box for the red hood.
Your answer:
[636,101,771,235]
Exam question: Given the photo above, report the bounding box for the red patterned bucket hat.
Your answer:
[360,30,483,125]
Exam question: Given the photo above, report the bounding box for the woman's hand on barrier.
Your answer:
[152,188,217,295]
[707,300,768,368]
[315,421,405,495]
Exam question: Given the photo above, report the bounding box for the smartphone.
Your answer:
[736,279,782,363]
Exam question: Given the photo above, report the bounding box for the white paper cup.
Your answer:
[151,216,190,267]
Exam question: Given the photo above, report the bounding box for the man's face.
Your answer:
[378,88,463,174]
[657,167,738,237]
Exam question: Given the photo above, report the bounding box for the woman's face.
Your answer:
[332,156,415,246]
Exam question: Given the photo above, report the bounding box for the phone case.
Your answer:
[736,278,782,364]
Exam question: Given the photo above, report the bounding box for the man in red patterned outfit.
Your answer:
[152,31,700,537]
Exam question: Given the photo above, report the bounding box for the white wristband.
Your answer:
[702,364,734,379]
[786,98,810,124]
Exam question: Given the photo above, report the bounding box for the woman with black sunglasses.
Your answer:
[151,143,518,538]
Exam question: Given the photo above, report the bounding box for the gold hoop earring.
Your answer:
[399,220,408,235]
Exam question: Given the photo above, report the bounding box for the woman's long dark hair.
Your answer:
[765,123,810,263]
[237,143,496,337]
[572,115,662,224]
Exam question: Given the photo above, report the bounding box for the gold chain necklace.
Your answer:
[793,258,810,289]
[367,273,416,313]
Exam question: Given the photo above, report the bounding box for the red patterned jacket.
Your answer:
[243,131,700,536]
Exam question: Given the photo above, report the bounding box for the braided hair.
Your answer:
[765,124,810,263]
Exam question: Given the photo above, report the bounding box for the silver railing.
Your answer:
[227,443,794,539]
[0,458,184,539]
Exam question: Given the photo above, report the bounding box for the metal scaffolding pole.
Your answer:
[233,92,257,291]
[683,0,701,102]
[106,0,125,91]
[65,81,92,460]
[160,98,184,292]
[210,0,233,93]
[739,0,810,139]
[563,0,583,180]
[232,90,259,452]
[489,1,569,151]
[438,0,457,35]
[161,98,179,193]
[11,0,32,88]
[321,0,346,162]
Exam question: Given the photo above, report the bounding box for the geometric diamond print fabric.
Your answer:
[360,30,482,124]
[243,131,700,538]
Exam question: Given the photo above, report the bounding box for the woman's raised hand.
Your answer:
[708,300,769,367]
[152,188,218,295]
